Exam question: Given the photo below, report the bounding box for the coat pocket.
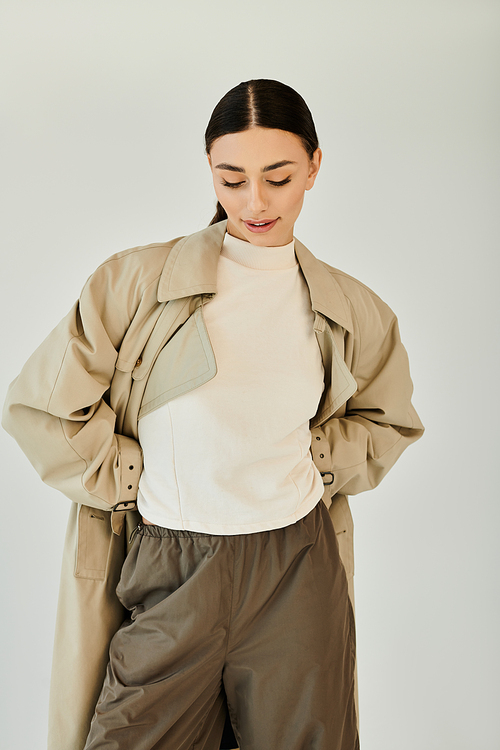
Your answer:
[328,493,355,580]
[74,504,113,580]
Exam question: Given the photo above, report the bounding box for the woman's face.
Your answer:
[207,127,322,246]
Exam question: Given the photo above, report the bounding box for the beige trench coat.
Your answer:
[2,220,424,749]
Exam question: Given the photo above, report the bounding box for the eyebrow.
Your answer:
[214,160,297,174]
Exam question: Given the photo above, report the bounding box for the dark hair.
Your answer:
[205,79,319,226]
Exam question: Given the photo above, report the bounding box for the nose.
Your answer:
[247,181,268,214]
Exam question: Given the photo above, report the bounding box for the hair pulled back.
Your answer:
[205,79,319,226]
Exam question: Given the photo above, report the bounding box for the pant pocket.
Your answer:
[116,534,220,619]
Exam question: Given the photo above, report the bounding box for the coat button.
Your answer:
[315,436,321,441]
[319,453,324,459]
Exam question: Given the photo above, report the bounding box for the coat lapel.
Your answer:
[149,221,357,421]
[157,220,353,332]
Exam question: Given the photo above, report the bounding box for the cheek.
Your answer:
[218,193,237,215]
[284,184,307,213]
[214,184,237,213]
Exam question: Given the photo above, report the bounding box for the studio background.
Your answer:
[1,1,498,748]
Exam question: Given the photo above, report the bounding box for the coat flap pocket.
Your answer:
[74,504,113,581]
[328,493,354,580]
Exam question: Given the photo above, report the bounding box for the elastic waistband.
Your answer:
[130,500,324,543]
[137,523,215,539]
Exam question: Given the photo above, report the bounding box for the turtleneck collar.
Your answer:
[221,231,297,270]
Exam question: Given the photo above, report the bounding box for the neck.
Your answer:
[222,231,296,271]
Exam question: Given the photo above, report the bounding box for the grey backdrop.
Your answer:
[1,1,499,748]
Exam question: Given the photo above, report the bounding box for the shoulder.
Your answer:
[81,236,184,310]
[319,258,398,332]
[77,236,185,344]
[319,258,392,312]
[89,237,184,293]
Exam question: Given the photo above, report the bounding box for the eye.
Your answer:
[267,177,291,187]
[220,177,292,189]
[222,179,245,189]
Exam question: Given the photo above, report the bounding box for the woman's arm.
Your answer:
[2,257,145,511]
[317,292,424,498]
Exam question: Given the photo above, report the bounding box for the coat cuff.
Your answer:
[110,435,142,535]
[310,426,334,508]
[117,434,143,504]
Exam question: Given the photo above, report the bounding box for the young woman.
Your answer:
[2,79,424,750]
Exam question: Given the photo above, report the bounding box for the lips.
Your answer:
[243,218,279,233]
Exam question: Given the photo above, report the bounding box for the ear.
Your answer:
[207,153,212,169]
[306,148,322,190]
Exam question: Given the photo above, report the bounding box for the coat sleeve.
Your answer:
[320,291,424,497]
[2,260,143,512]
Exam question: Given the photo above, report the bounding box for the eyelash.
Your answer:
[221,178,291,189]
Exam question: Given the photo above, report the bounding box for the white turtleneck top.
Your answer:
[137,231,325,534]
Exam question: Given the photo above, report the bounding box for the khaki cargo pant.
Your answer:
[83,499,359,750]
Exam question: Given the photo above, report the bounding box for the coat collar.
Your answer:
[157,220,353,332]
